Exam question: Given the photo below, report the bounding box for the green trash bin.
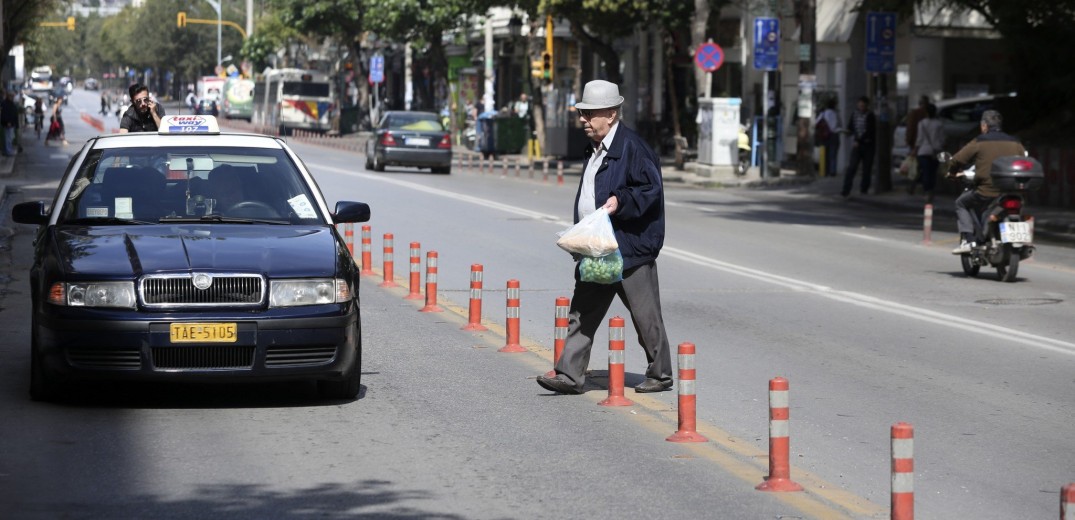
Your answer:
[339,106,362,135]
[494,116,527,154]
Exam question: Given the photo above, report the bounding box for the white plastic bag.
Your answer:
[556,208,619,257]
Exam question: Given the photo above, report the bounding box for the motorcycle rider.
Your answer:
[946,109,1025,254]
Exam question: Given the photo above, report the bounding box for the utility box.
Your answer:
[697,98,742,166]
[696,99,739,166]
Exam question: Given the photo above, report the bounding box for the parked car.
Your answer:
[196,99,220,116]
[892,93,1017,165]
[365,111,453,174]
[11,115,372,402]
[84,78,99,91]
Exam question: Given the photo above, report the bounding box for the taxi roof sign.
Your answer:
[159,115,220,135]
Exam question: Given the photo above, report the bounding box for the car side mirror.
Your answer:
[333,201,371,224]
[12,201,49,225]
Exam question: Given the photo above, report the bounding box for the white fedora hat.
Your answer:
[575,80,624,110]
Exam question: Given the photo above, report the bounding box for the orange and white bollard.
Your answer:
[514,157,521,177]
[498,279,526,352]
[557,160,564,185]
[501,157,509,177]
[756,377,803,492]
[922,204,933,245]
[419,251,443,312]
[545,296,570,378]
[667,342,707,442]
[405,242,423,300]
[343,223,355,256]
[360,225,374,276]
[528,158,534,179]
[598,316,633,407]
[379,233,398,288]
[1062,483,1075,520]
[543,159,549,182]
[461,264,487,331]
[891,422,914,520]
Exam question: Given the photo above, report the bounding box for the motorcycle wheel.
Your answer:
[996,244,1019,282]
[960,254,980,277]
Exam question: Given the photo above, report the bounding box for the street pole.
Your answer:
[484,16,495,113]
[204,0,222,68]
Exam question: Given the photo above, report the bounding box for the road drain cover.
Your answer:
[975,298,1063,306]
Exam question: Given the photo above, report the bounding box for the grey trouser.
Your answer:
[554,260,673,388]
[955,190,995,237]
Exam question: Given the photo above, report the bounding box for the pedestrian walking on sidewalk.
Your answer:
[913,102,944,201]
[535,80,674,396]
[814,98,841,177]
[841,96,876,197]
[1,91,19,156]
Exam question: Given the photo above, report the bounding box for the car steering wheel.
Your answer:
[225,201,282,219]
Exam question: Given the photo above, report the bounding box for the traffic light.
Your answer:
[541,52,552,80]
[531,59,543,79]
[177,12,186,28]
[66,16,75,31]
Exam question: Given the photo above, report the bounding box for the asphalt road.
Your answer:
[0,89,1072,519]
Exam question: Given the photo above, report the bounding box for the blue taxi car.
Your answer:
[12,115,371,401]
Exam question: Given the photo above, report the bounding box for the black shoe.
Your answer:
[536,375,582,395]
[634,378,673,393]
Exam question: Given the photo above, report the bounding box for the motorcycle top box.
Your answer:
[991,156,1044,192]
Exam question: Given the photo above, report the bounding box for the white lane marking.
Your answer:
[840,232,884,242]
[314,162,1075,357]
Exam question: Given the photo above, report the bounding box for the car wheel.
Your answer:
[433,166,451,174]
[365,152,373,170]
[373,154,385,172]
[29,327,66,402]
[318,347,361,400]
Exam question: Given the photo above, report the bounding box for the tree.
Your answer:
[3,0,67,75]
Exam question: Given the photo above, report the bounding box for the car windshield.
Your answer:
[57,146,323,225]
[385,114,443,131]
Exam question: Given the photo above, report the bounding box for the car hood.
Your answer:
[53,224,340,278]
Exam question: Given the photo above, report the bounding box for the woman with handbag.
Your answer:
[913,103,944,201]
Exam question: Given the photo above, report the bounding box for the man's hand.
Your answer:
[601,196,619,215]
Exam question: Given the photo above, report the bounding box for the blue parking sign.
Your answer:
[865,12,896,73]
[753,17,779,71]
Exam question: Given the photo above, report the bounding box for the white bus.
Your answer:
[253,68,335,135]
[30,66,53,93]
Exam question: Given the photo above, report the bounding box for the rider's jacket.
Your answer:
[950,131,1025,197]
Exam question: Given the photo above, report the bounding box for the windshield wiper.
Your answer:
[159,214,290,225]
[63,217,153,225]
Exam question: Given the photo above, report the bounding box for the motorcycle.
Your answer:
[941,152,1044,282]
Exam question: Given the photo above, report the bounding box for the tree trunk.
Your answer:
[568,21,622,84]
[664,32,684,171]
[691,0,710,97]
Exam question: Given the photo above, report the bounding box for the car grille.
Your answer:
[141,274,265,308]
[67,348,142,369]
[151,346,255,369]
[265,345,337,367]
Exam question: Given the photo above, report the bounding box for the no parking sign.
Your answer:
[695,42,725,73]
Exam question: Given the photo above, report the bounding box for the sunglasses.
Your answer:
[135,97,151,105]
[578,108,603,119]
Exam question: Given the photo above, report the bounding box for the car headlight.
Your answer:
[269,278,351,307]
[49,281,137,309]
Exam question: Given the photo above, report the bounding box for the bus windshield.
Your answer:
[282,82,330,98]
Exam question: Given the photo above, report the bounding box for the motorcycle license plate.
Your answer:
[999,222,1032,243]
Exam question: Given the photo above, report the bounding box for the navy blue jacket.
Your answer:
[573,123,666,271]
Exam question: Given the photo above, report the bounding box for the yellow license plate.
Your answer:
[169,323,238,343]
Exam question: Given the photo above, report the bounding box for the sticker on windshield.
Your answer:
[86,207,108,218]
[287,194,319,219]
[115,197,133,219]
